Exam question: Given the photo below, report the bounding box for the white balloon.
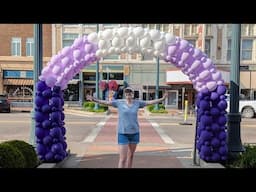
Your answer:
[108,47,116,55]
[114,47,120,54]
[87,32,98,43]
[154,50,160,57]
[147,48,153,54]
[140,36,151,48]
[212,71,222,81]
[154,40,165,51]
[126,36,136,47]
[98,39,109,49]
[102,29,113,41]
[149,29,161,41]
[112,37,123,47]
[133,27,144,38]
[118,27,129,38]
[193,48,201,57]
[206,81,217,91]
[165,33,176,45]
[95,50,104,57]
[121,47,127,52]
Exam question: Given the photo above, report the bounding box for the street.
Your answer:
[0,111,255,150]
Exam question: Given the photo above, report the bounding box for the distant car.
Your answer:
[0,94,11,113]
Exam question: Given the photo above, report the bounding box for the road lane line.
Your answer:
[148,121,175,144]
[82,115,111,143]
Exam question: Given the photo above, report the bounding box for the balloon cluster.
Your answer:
[35,81,67,162]
[39,36,99,90]
[36,27,228,163]
[87,27,176,58]
[164,37,228,162]
[195,85,228,162]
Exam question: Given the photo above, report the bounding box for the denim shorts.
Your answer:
[118,132,140,145]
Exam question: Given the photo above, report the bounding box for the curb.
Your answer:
[37,150,71,168]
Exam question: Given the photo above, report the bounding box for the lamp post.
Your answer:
[29,24,43,146]
[94,24,99,110]
[227,24,244,160]
[154,24,160,110]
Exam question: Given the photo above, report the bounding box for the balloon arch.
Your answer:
[34,27,228,163]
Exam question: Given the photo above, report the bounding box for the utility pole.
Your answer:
[154,24,160,110]
[227,24,244,160]
[29,24,43,146]
[94,24,99,110]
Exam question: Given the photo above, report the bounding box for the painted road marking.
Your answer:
[149,121,175,144]
[82,115,111,143]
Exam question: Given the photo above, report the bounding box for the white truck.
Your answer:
[226,94,256,118]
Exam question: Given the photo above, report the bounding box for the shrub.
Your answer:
[83,101,108,113]
[147,104,167,113]
[225,144,256,168]
[0,143,26,168]
[4,140,39,168]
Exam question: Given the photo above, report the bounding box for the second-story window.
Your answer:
[184,24,198,36]
[241,39,253,60]
[26,38,34,56]
[187,39,196,47]
[11,37,21,56]
[205,39,211,58]
[62,33,79,47]
[227,39,253,61]
[227,39,232,61]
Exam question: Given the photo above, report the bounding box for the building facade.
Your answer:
[1,24,255,109]
[0,24,52,102]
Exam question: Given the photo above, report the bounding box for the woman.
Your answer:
[86,87,167,168]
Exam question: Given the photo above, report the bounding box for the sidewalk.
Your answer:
[47,109,224,169]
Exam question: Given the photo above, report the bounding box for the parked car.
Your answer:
[0,94,11,113]
[226,94,256,118]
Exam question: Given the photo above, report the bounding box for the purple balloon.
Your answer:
[45,151,54,161]
[36,81,48,92]
[41,104,51,113]
[42,120,52,129]
[219,146,228,156]
[210,92,219,100]
[200,130,213,141]
[218,131,227,140]
[211,138,221,148]
[217,85,227,95]
[200,145,212,156]
[43,135,53,145]
[50,127,62,138]
[199,100,210,110]
[42,89,52,98]
[36,143,47,155]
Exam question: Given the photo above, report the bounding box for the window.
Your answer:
[241,39,253,60]
[62,33,79,47]
[204,39,211,57]
[205,24,212,36]
[226,24,232,37]
[184,24,198,36]
[161,24,169,32]
[227,39,253,61]
[102,72,123,80]
[187,39,196,47]
[26,38,34,56]
[227,39,231,61]
[242,24,254,36]
[149,24,156,29]
[11,37,21,56]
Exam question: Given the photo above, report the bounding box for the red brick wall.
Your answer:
[0,24,52,57]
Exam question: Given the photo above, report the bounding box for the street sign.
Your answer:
[240,65,249,71]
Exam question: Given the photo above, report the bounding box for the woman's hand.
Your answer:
[86,94,93,101]
[162,92,168,100]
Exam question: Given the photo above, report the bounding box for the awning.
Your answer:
[3,79,33,85]
[166,70,230,85]
[68,79,80,84]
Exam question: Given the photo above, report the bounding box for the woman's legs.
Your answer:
[118,144,137,168]
[118,144,129,168]
[127,143,137,168]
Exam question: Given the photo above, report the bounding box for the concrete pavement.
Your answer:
[39,108,224,168]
